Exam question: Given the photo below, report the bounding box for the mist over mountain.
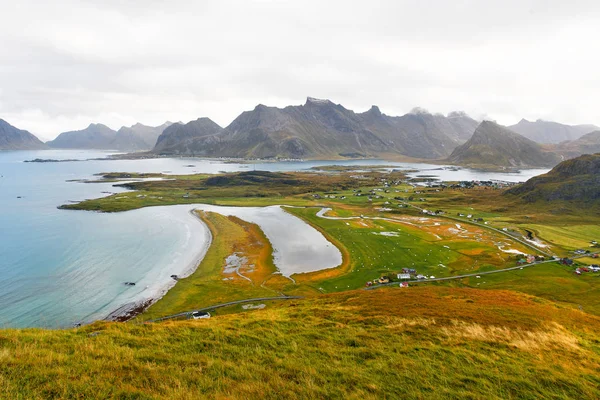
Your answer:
[47,122,172,151]
[555,131,600,159]
[508,119,599,144]
[448,121,561,168]
[0,119,47,150]
[112,122,173,152]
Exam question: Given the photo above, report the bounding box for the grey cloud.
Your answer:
[1,0,599,140]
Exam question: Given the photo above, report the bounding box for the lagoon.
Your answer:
[0,150,549,327]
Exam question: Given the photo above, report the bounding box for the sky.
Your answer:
[1,0,599,141]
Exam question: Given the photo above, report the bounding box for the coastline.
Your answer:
[104,208,213,322]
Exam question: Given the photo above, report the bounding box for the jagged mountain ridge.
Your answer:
[151,98,480,159]
[0,119,47,150]
[447,121,561,168]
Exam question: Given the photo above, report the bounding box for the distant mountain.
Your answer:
[508,119,598,144]
[448,121,561,168]
[153,118,224,154]
[555,131,600,159]
[48,122,172,151]
[47,123,117,149]
[0,119,47,150]
[113,122,173,152]
[151,98,479,159]
[506,153,600,203]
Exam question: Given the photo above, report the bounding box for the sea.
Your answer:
[0,149,549,328]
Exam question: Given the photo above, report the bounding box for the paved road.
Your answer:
[145,296,303,323]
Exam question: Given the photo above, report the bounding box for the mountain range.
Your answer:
[447,121,562,168]
[0,119,47,150]
[151,98,479,159]
[2,98,599,163]
[47,122,172,151]
[508,119,598,144]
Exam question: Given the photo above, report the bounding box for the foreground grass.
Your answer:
[455,262,600,316]
[2,287,600,399]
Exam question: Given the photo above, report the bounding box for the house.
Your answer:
[378,277,390,284]
[399,282,409,288]
[561,258,574,266]
[416,274,427,280]
[397,273,411,280]
[526,255,536,264]
[592,254,599,259]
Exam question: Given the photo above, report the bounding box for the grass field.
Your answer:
[287,207,534,292]
[454,261,600,316]
[60,169,600,322]
[2,287,600,399]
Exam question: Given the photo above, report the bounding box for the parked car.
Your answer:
[191,311,211,320]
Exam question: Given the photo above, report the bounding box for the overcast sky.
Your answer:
[1,0,599,140]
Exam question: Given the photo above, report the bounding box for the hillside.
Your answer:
[556,131,600,159]
[112,122,172,151]
[506,153,600,202]
[47,123,118,149]
[448,121,561,168]
[151,98,479,159]
[2,287,600,399]
[0,119,47,150]
[509,118,598,144]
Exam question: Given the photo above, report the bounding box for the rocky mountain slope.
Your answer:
[0,119,48,150]
[448,121,561,168]
[152,98,479,159]
[509,119,598,144]
[0,119,47,150]
[506,153,600,203]
[112,122,173,151]
[153,118,224,154]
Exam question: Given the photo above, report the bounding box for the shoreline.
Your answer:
[103,208,213,322]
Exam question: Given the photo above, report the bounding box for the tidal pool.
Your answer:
[187,204,343,277]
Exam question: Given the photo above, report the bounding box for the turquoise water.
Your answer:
[0,150,548,328]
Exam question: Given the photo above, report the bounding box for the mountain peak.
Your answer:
[305,97,332,106]
[448,121,560,168]
[367,105,382,116]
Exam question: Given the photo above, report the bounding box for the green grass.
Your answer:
[522,224,600,251]
[455,262,600,315]
[286,207,532,293]
[1,287,600,399]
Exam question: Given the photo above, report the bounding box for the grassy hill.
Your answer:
[2,287,600,399]
[506,153,600,203]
